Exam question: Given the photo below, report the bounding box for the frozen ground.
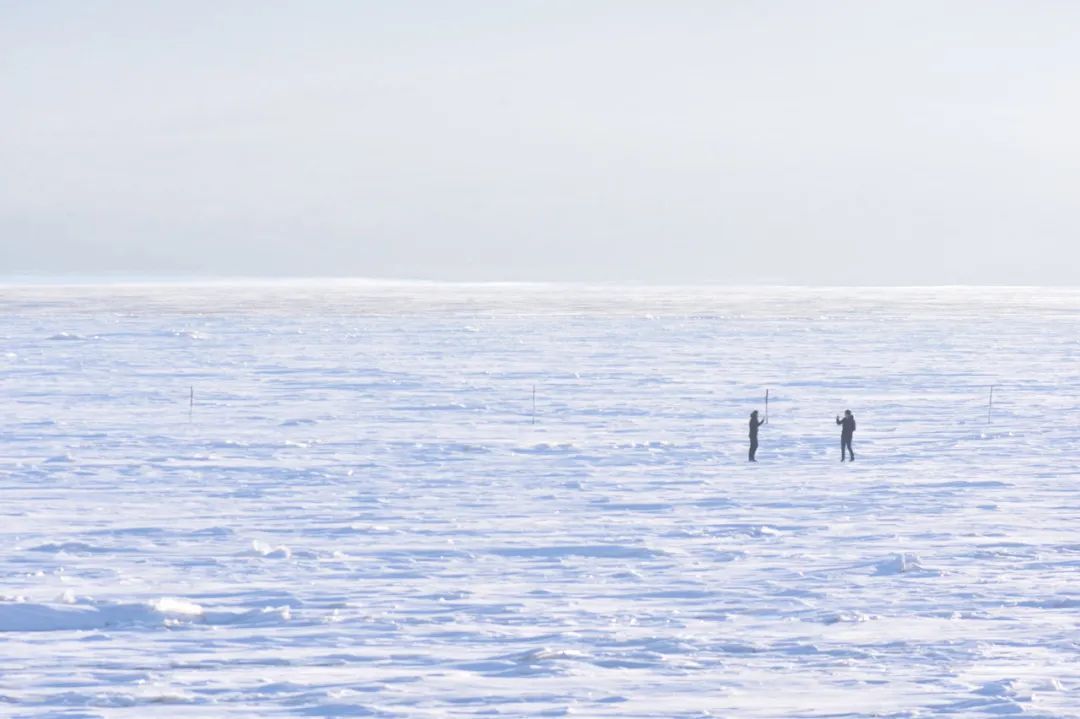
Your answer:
[1,282,1078,719]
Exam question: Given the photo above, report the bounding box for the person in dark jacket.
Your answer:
[836,409,855,461]
[748,410,766,462]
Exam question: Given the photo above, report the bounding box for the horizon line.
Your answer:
[1,275,1077,290]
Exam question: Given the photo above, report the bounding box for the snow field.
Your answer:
[1,283,1078,718]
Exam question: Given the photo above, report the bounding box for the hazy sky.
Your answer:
[2,1,1078,283]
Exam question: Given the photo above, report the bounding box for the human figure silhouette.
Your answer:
[748,410,766,462]
[836,409,855,462]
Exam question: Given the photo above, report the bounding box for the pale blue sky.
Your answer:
[2,1,1078,283]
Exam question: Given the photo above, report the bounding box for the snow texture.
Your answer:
[1,282,1078,718]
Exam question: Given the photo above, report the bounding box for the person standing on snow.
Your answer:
[748,410,766,462]
[836,409,856,462]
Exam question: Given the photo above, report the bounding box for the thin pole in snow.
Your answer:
[189,386,194,423]
[987,385,993,424]
[532,385,536,425]
[765,388,769,424]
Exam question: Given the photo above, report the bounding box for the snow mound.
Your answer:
[149,597,204,616]
[490,544,665,559]
[509,647,590,663]
[821,610,873,625]
[874,553,933,575]
[251,540,292,559]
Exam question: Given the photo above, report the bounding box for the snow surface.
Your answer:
[1,282,1078,718]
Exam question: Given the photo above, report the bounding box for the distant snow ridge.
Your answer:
[170,330,207,340]
[28,541,111,554]
[0,598,291,632]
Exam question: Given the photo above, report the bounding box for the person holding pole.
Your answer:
[836,409,856,462]
[748,410,766,462]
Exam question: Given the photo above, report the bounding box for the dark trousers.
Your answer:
[841,436,854,461]
[749,438,758,461]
